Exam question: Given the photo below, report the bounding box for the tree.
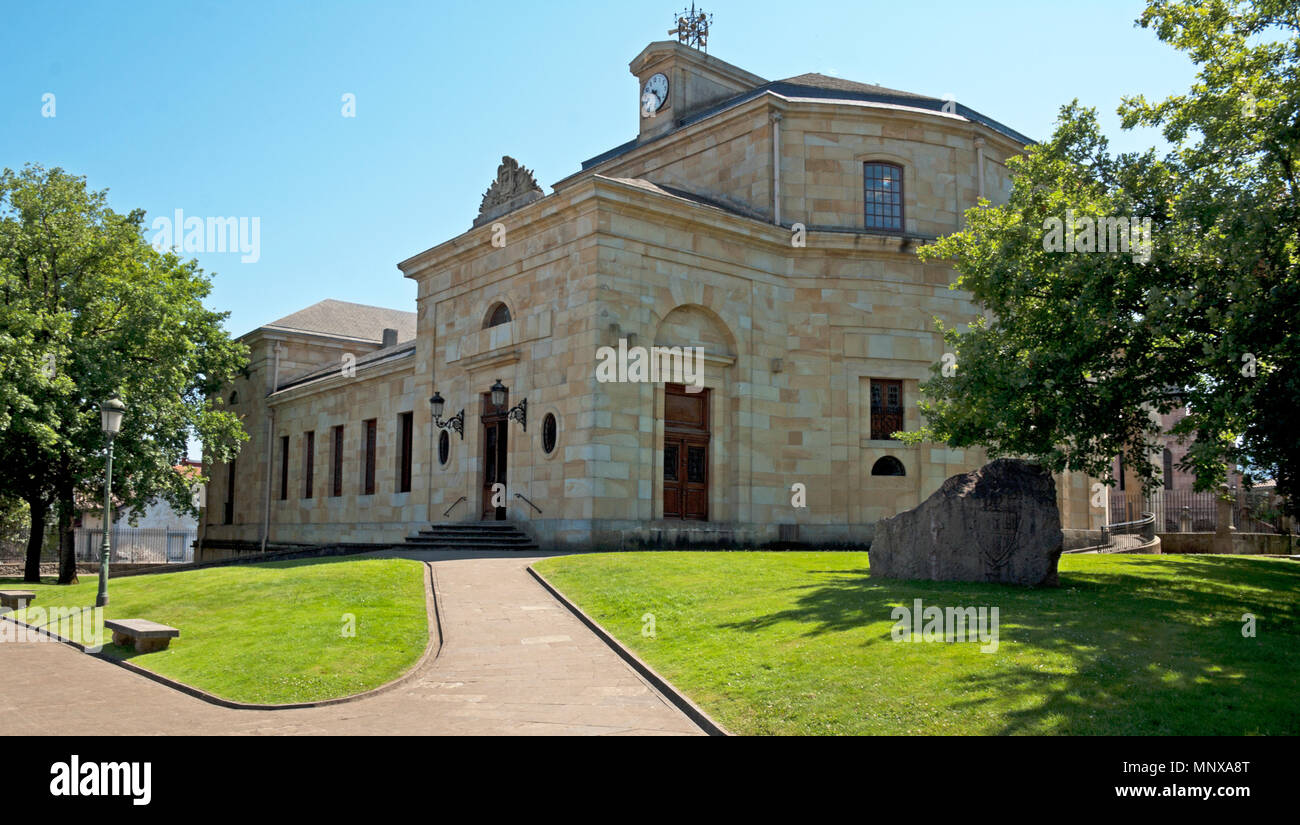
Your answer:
[0,164,248,583]
[908,0,1300,512]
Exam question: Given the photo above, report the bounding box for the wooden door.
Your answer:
[481,393,508,520]
[663,384,709,520]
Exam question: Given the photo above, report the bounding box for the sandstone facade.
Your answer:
[199,41,1103,558]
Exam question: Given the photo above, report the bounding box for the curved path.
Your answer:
[0,552,705,736]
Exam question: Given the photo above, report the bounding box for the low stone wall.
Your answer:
[197,540,321,564]
[0,561,169,579]
[1062,529,1104,551]
[1158,532,1297,555]
[520,518,877,551]
[204,521,414,548]
[163,540,400,577]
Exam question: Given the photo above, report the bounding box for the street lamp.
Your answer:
[429,392,463,439]
[96,393,126,608]
[490,378,527,432]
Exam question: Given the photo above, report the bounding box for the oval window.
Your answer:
[542,413,557,455]
[871,456,905,476]
[438,430,450,466]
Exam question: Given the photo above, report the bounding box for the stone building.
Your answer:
[198,40,1102,558]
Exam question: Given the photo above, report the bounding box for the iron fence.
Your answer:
[75,527,195,564]
[1109,489,1289,534]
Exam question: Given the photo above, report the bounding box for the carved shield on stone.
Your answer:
[979,500,1020,581]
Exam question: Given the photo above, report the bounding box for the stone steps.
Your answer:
[404,522,539,552]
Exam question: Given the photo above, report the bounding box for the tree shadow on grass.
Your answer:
[719,557,1300,734]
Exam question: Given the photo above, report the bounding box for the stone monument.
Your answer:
[869,458,1065,587]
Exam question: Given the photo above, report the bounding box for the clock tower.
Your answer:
[631,41,766,141]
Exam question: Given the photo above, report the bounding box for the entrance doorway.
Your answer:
[481,391,508,520]
[663,384,709,520]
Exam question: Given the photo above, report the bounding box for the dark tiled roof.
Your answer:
[273,339,416,393]
[604,176,768,221]
[778,73,932,100]
[580,75,1032,171]
[258,299,416,343]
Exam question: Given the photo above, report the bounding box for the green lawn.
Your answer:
[533,552,1300,735]
[1,556,428,705]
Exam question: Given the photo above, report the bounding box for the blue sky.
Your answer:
[0,0,1195,342]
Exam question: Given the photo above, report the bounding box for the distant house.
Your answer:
[78,460,203,562]
[1111,405,1245,496]
[1109,405,1288,533]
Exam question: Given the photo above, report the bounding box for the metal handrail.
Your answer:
[514,493,542,515]
[1106,512,1155,531]
[443,496,466,518]
[1101,511,1156,547]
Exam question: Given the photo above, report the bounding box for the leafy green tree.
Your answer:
[0,164,248,583]
[908,0,1299,512]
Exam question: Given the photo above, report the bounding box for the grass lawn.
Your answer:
[1,556,428,705]
[534,552,1300,735]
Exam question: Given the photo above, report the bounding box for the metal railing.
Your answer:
[1100,511,1156,551]
[442,496,466,518]
[870,409,904,440]
[514,493,542,514]
[1109,489,1289,534]
[74,528,195,564]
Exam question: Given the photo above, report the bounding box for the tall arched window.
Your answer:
[484,302,511,329]
[1162,448,1174,490]
[864,162,903,231]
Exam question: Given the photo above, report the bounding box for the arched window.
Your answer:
[484,302,511,329]
[871,456,905,476]
[864,162,903,231]
[1162,448,1174,490]
[228,391,238,405]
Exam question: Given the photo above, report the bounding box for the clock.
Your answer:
[641,72,669,117]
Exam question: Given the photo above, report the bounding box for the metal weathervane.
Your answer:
[669,4,712,52]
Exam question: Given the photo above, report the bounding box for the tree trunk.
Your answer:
[23,496,46,584]
[56,478,77,584]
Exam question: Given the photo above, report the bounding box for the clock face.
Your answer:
[641,72,669,116]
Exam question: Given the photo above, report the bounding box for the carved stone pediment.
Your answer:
[473,156,544,228]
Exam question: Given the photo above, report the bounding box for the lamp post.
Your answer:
[429,392,463,439]
[96,394,126,608]
[490,378,527,431]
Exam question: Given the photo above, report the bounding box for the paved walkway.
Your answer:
[0,553,705,736]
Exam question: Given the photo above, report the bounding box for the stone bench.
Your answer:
[104,619,180,653]
[0,591,36,611]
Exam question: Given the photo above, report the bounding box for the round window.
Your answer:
[542,413,557,455]
[438,430,450,466]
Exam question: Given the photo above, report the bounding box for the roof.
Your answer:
[778,73,932,100]
[257,299,416,343]
[579,73,1033,172]
[604,176,768,221]
[272,339,416,394]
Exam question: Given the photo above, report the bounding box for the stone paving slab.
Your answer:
[0,552,704,736]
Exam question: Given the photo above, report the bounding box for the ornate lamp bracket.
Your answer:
[436,409,465,440]
[506,398,527,432]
